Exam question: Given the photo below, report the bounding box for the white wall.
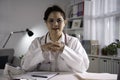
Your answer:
[0,0,70,57]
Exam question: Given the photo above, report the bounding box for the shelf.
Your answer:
[69,0,84,6]
[88,54,120,60]
[68,16,83,21]
[65,0,85,41]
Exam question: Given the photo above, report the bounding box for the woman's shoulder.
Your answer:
[35,35,45,40]
[31,35,46,44]
[66,34,81,46]
[66,34,79,41]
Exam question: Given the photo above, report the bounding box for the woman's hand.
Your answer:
[41,42,64,52]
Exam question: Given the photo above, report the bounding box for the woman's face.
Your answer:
[45,11,66,35]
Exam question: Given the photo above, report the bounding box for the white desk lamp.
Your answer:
[2,28,34,48]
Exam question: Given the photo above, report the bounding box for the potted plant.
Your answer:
[101,39,120,56]
[116,39,120,48]
[101,46,108,55]
[106,42,117,55]
[116,39,120,57]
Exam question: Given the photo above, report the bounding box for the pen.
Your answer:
[31,74,48,78]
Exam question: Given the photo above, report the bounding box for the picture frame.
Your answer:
[71,19,82,29]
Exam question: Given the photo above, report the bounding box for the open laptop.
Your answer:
[117,65,120,80]
[0,48,14,75]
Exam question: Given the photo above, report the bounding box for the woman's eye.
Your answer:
[57,19,62,23]
[48,19,54,23]
[48,19,63,23]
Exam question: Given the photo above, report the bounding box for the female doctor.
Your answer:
[21,5,89,73]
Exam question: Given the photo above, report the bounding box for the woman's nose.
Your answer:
[53,21,58,26]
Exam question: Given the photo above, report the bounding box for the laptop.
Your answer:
[0,48,14,69]
[117,65,120,80]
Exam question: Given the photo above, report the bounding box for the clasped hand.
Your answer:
[41,42,65,52]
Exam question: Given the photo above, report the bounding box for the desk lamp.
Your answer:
[2,28,34,48]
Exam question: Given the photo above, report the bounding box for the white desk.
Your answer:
[0,71,79,80]
[0,70,117,80]
[46,72,79,80]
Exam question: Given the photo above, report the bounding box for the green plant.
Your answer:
[116,39,120,48]
[101,47,108,55]
[106,43,117,55]
[101,39,120,55]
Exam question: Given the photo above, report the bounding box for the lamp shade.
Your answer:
[26,28,34,37]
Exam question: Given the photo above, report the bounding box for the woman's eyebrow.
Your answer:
[49,18,62,19]
[57,17,61,19]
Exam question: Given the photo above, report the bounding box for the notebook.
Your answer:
[13,72,59,80]
[75,72,117,80]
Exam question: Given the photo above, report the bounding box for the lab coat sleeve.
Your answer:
[60,38,89,73]
[21,38,44,71]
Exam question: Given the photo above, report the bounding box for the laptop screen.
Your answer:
[0,56,8,69]
[117,65,120,80]
[0,48,14,69]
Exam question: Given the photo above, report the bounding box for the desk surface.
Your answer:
[0,71,79,80]
[47,72,79,80]
[0,70,117,80]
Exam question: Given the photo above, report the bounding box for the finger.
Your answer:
[51,43,61,47]
[50,47,61,52]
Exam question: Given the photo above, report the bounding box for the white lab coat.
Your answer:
[21,33,89,73]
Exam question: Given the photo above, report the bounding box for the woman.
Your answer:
[21,5,89,73]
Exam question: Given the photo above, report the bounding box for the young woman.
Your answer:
[21,5,89,73]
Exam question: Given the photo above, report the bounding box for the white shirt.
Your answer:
[21,33,89,73]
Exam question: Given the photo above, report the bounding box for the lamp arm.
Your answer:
[2,33,12,48]
[13,31,25,33]
[2,29,33,48]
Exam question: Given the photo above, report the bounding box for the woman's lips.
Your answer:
[52,28,59,30]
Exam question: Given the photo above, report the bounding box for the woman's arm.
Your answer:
[21,38,44,71]
[60,38,89,73]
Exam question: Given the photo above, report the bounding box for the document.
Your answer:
[13,72,59,80]
[75,72,117,80]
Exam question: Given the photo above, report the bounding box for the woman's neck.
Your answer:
[49,32,62,42]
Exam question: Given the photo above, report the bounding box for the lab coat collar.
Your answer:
[46,32,65,43]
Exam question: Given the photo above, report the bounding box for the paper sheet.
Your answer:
[75,72,117,80]
[13,72,59,80]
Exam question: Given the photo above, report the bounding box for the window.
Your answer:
[84,0,120,52]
